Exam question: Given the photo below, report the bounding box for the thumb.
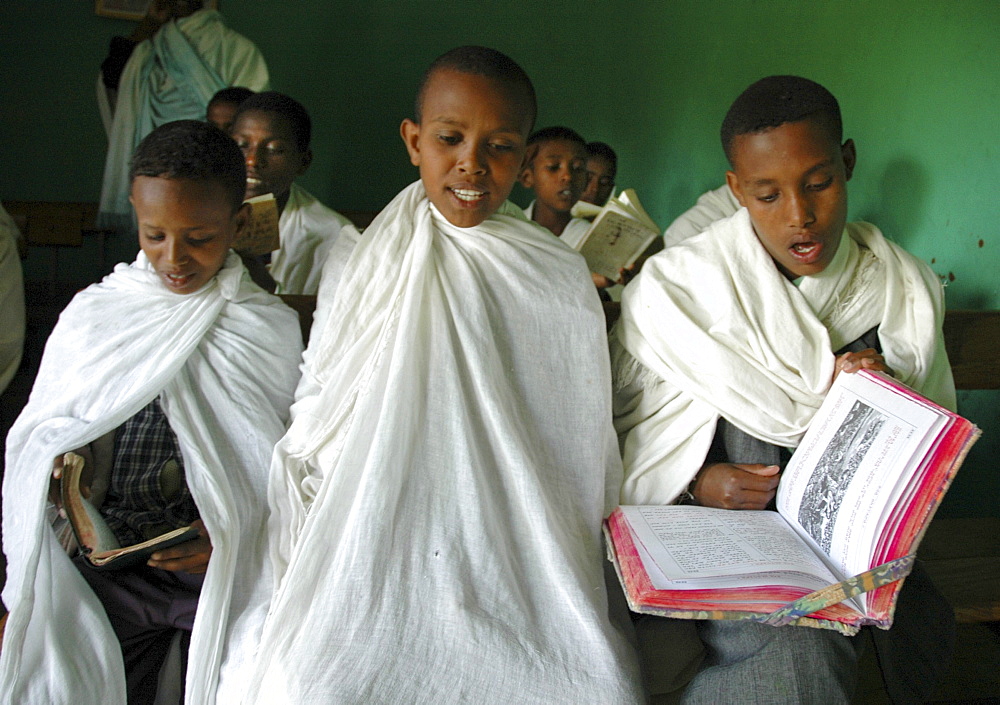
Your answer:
[734,463,781,477]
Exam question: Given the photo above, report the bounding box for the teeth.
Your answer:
[247,177,262,185]
[793,243,816,253]
[452,188,484,202]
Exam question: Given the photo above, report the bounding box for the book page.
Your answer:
[578,211,658,279]
[778,372,947,580]
[620,505,842,587]
[233,193,280,256]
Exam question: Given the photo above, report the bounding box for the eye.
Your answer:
[489,142,515,153]
[807,176,834,191]
[143,231,165,242]
[187,235,215,246]
[437,133,461,146]
[757,192,779,204]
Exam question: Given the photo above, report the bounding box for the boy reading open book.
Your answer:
[611,76,956,703]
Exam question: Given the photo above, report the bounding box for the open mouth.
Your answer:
[789,241,822,263]
[162,272,194,288]
[451,187,486,203]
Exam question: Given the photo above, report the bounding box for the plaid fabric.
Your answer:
[101,397,199,546]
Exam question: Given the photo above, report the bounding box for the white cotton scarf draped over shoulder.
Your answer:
[97,9,269,229]
[612,209,954,505]
[1,253,302,705]
[269,183,352,295]
[250,181,643,704]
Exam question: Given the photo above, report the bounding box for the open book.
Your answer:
[232,193,280,256]
[60,452,199,570]
[606,370,980,634]
[568,189,659,280]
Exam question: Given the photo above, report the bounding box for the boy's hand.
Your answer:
[148,519,213,574]
[591,262,637,289]
[691,462,780,510]
[833,348,893,382]
[49,447,95,513]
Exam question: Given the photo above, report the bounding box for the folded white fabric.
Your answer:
[251,181,643,704]
[270,183,353,295]
[613,209,954,505]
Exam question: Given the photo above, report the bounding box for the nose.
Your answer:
[457,143,487,175]
[787,190,816,228]
[244,144,261,169]
[164,236,189,265]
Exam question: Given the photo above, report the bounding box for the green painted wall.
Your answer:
[2,0,997,513]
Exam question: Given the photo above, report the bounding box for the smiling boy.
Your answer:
[611,76,955,703]
[1,120,301,704]
[229,92,352,295]
[244,46,642,704]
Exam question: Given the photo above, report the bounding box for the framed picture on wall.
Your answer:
[95,0,218,21]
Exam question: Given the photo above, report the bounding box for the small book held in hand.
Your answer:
[60,452,199,570]
[232,193,280,257]
[606,370,980,634]
[569,189,660,280]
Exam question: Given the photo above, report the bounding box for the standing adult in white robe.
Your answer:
[97,8,269,229]
[1,253,301,705]
[246,182,643,704]
[269,182,352,296]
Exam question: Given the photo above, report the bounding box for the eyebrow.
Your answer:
[747,159,835,186]
[429,116,523,136]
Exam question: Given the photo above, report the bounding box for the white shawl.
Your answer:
[97,10,269,229]
[1,253,301,704]
[270,183,352,296]
[613,209,954,505]
[662,183,740,247]
[248,182,642,704]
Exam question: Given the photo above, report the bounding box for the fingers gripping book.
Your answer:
[60,452,199,570]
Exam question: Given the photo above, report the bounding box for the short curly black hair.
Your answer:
[208,86,255,109]
[129,120,246,212]
[233,91,312,153]
[586,141,617,177]
[721,75,842,166]
[414,45,537,130]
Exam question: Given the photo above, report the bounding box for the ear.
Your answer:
[400,119,421,167]
[725,170,747,208]
[297,148,313,176]
[518,164,535,188]
[841,139,857,182]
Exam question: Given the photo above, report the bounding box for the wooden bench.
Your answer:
[922,310,1000,623]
